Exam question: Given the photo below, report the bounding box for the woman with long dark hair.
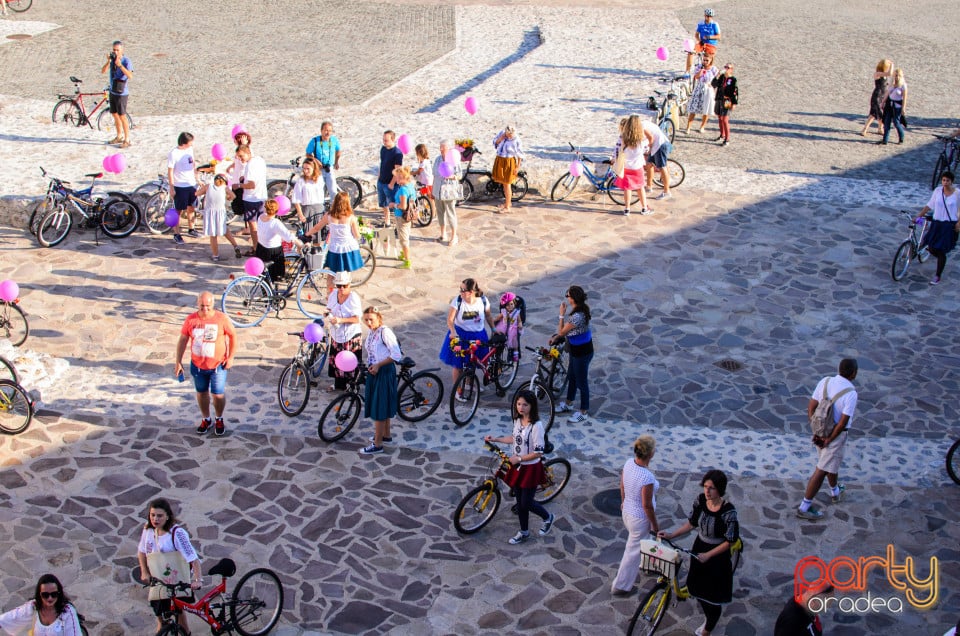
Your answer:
[0,574,83,635]
[551,285,594,423]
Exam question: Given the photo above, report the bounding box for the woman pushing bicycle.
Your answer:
[919,170,960,285]
[439,278,496,398]
[483,389,556,545]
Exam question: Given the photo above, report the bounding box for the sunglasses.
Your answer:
[336,284,349,288]
[41,592,59,600]
[460,288,471,293]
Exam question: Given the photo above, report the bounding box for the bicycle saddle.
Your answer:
[399,356,416,368]
[69,76,82,84]
[208,558,236,578]
[85,172,103,179]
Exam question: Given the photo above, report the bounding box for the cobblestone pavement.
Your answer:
[1,1,959,635]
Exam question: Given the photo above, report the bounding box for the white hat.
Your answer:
[333,271,351,286]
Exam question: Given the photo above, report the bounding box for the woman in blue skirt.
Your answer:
[439,278,496,398]
[920,171,960,285]
[361,306,402,455]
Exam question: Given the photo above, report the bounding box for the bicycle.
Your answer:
[29,166,139,237]
[51,76,134,135]
[452,442,571,534]
[456,147,528,205]
[646,75,690,143]
[317,357,445,442]
[549,143,636,205]
[2,0,32,12]
[626,536,742,636]
[277,323,329,417]
[133,558,283,636]
[0,378,34,435]
[947,438,960,485]
[529,343,567,399]
[930,135,960,190]
[891,210,932,281]
[1,299,28,347]
[0,356,17,383]
[411,184,435,227]
[448,333,520,427]
[509,346,557,433]
[35,169,141,247]
[266,156,363,210]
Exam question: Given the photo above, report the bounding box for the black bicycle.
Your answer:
[0,300,28,347]
[267,156,363,210]
[457,147,528,204]
[277,323,329,417]
[931,135,960,190]
[318,357,444,442]
[947,438,960,485]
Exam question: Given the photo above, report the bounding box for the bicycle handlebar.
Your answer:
[647,533,696,555]
[143,576,193,593]
[933,134,960,141]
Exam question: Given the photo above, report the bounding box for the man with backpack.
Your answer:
[305,121,342,203]
[796,358,858,520]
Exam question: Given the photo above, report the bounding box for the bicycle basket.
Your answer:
[460,146,477,161]
[639,540,680,578]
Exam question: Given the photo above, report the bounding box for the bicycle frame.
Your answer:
[162,578,230,632]
[57,80,109,127]
[454,338,501,383]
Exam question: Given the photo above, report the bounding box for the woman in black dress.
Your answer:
[711,64,738,146]
[860,59,893,137]
[659,469,739,636]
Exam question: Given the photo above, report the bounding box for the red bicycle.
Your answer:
[2,0,32,13]
[51,76,134,134]
[448,333,519,427]
[133,558,283,636]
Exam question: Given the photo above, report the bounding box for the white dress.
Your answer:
[203,183,229,236]
[688,64,720,115]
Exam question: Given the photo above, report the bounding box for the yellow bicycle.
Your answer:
[626,536,743,635]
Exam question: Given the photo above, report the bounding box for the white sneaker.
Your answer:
[654,191,672,200]
[568,411,588,423]
[508,531,530,545]
[555,401,571,413]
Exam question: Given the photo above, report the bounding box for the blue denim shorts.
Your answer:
[191,362,227,395]
[377,182,395,208]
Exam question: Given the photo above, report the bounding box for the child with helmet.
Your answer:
[494,292,523,361]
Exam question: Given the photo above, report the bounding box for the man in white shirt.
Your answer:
[797,358,858,520]
[234,144,267,252]
[167,132,198,245]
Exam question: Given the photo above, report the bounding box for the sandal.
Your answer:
[243,250,256,257]
[234,246,242,259]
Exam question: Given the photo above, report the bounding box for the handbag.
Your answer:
[146,527,191,601]
[612,149,626,179]
[723,98,733,110]
[439,178,462,201]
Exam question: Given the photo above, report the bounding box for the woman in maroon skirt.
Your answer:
[484,389,556,544]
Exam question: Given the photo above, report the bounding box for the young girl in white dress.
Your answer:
[196,173,241,261]
[304,191,363,292]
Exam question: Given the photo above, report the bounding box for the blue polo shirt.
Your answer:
[110,56,132,95]
[696,21,720,46]
[305,135,341,167]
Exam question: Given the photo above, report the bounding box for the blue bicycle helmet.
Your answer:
[704,8,715,16]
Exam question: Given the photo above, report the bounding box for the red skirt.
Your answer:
[515,461,545,489]
[615,168,645,191]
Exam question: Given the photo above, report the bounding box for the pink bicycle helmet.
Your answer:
[500,292,517,305]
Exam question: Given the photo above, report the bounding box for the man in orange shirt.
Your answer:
[175,291,237,436]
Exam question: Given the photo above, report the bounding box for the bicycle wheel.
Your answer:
[414,195,434,227]
[144,190,174,234]
[0,356,17,384]
[931,155,948,190]
[547,356,567,399]
[51,99,83,126]
[653,159,685,188]
[0,302,28,347]
[550,172,580,202]
[100,198,140,238]
[397,371,443,422]
[231,568,283,636]
[5,0,33,12]
[626,582,671,636]
[37,206,73,247]
[946,439,960,485]
[512,381,555,432]
[96,108,134,133]
[335,176,363,209]
[459,179,474,205]
[349,245,376,287]
[450,372,480,427]
[221,277,273,327]
[535,457,571,503]
[266,179,290,200]
[607,181,639,206]
[453,483,501,534]
[29,196,56,236]
[659,118,676,144]
[493,349,519,393]
[318,393,361,442]
[511,174,529,202]
[277,363,311,417]
[891,240,914,281]
[157,625,188,636]
[295,270,329,319]
[0,380,32,435]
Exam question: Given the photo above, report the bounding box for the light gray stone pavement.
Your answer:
[1,1,959,635]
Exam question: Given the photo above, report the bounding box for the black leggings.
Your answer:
[515,486,549,532]
[699,600,723,631]
[928,247,948,277]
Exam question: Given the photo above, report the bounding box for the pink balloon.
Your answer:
[437,162,454,179]
[231,124,247,139]
[303,322,324,344]
[274,195,291,216]
[335,350,358,373]
[396,134,413,155]
[444,148,461,164]
[211,143,226,161]
[0,279,19,302]
[112,153,127,174]
[656,46,669,62]
[569,160,583,177]
[464,96,478,115]
[244,257,265,277]
[683,38,695,52]
[102,156,114,173]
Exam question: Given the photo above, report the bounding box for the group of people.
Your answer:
[681,8,739,146]
[860,59,909,146]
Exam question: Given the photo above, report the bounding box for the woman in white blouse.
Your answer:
[0,575,83,636]
[291,157,326,226]
[611,435,660,595]
[256,199,304,283]
[919,170,960,285]
[361,306,402,455]
[491,126,524,213]
[326,271,363,391]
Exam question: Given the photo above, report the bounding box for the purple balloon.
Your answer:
[0,279,19,302]
[164,209,180,228]
[304,322,324,343]
[437,161,454,179]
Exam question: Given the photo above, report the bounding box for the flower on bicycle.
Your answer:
[454,138,474,149]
